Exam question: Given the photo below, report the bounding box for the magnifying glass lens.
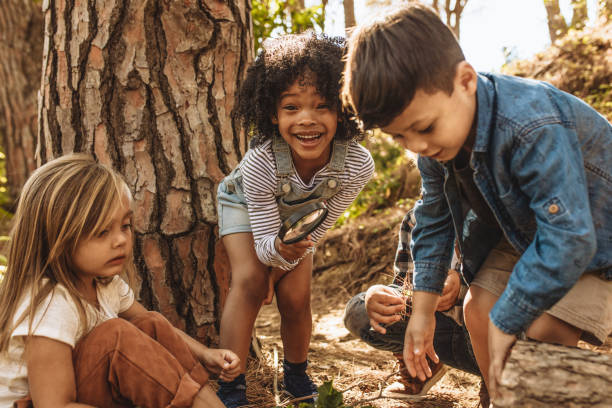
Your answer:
[278,202,328,244]
[283,208,326,241]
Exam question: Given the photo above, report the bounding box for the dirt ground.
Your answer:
[248,272,484,408]
[247,268,612,408]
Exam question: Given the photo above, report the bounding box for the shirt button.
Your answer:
[327,179,337,188]
[282,183,291,193]
[548,204,559,214]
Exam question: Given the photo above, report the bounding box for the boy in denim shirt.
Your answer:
[341,4,612,402]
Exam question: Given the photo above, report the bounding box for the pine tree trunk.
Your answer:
[38,0,252,344]
[0,0,42,204]
[495,340,612,407]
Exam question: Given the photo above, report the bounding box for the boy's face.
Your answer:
[381,62,477,162]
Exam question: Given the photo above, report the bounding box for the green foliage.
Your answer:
[335,131,418,227]
[283,381,373,408]
[252,0,325,54]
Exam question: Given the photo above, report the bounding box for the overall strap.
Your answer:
[272,134,293,195]
[272,134,293,176]
[328,139,349,172]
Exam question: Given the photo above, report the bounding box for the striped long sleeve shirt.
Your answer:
[241,139,374,270]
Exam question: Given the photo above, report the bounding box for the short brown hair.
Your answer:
[342,4,465,130]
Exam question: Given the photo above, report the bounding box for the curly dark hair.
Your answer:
[238,32,363,147]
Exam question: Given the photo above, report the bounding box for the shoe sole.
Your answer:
[381,364,449,399]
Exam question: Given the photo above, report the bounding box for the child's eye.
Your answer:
[282,104,297,111]
[122,223,132,231]
[98,229,109,238]
[392,134,404,141]
[317,103,331,110]
[418,124,434,134]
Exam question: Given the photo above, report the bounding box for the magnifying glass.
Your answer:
[278,202,328,244]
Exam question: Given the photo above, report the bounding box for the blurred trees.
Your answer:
[252,0,325,53]
[38,0,252,344]
[366,0,468,39]
[344,0,357,31]
[543,0,611,42]
[0,0,42,205]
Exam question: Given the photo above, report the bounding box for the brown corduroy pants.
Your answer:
[14,311,209,408]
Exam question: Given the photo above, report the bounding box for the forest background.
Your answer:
[0,0,610,407]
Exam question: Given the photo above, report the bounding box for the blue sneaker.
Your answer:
[283,360,318,404]
[217,374,250,408]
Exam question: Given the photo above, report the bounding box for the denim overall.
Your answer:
[217,135,349,237]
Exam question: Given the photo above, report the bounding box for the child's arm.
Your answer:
[240,149,310,270]
[489,124,598,337]
[25,336,96,408]
[120,302,240,381]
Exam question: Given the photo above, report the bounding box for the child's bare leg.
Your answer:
[193,385,225,408]
[463,285,498,387]
[219,233,269,372]
[526,312,582,346]
[465,285,583,391]
[275,253,313,362]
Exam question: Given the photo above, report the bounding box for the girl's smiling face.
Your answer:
[272,76,339,179]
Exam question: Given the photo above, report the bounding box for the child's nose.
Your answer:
[112,231,128,247]
[406,138,429,154]
[297,110,317,126]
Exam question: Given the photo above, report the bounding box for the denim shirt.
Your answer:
[411,73,612,335]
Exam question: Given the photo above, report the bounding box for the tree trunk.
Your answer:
[0,0,42,204]
[343,0,356,32]
[495,340,612,407]
[543,0,568,42]
[38,0,252,345]
[570,0,588,30]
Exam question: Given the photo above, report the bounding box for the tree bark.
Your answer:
[38,0,252,345]
[543,0,568,42]
[343,0,356,32]
[0,0,42,204]
[495,340,612,407]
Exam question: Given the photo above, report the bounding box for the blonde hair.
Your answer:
[0,153,135,353]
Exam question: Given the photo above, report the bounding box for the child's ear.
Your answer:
[271,115,278,125]
[454,61,477,96]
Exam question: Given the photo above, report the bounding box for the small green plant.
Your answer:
[283,381,374,408]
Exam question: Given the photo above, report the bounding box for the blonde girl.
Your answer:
[0,154,240,408]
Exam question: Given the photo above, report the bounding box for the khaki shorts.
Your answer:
[471,238,612,345]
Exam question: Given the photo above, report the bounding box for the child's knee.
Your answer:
[278,290,310,318]
[343,293,370,336]
[230,266,268,300]
[130,311,172,334]
[463,288,491,333]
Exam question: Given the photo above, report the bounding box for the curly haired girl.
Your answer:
[216,32,374,407]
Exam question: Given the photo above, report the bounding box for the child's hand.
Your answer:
[436,269,461,311]
[201,348,241,382]
[274,235,314,262]
[403,311,438,381]
[364,285,406,334]
[487,320,516,403]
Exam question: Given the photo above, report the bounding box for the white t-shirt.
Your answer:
[0,276,134,407]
